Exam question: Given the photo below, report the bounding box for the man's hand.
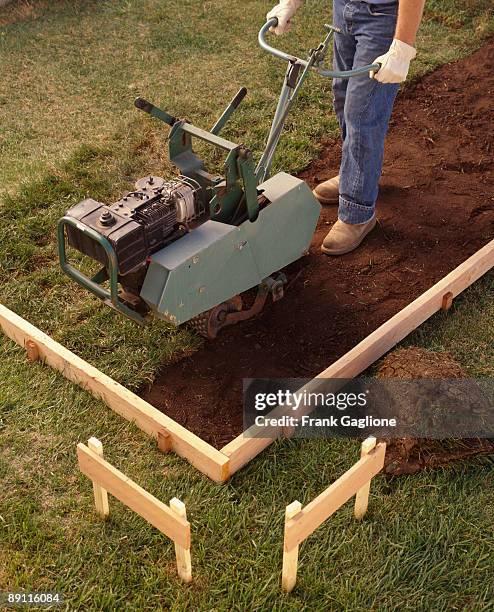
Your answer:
[371,38,417,83]
[371,0,424,83]
[266,0,302,36]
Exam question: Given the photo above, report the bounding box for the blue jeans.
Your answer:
[332,0,399,224]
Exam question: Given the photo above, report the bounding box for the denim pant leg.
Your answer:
[334,1,400,224]
[332,1,356,138]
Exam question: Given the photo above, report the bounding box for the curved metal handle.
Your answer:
[259,19,380,78]
[259,18,299,63]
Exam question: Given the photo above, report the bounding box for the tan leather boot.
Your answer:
[312,175,339,205]
[321,217,376,256]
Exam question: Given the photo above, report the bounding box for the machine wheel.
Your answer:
[188,273,287,339]
[189,297,242,340]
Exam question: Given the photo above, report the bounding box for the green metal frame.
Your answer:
[135,95,260,223]
[134,20,380,211]
[57,216,146,323]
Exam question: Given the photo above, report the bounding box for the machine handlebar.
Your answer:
[259,18,380,78]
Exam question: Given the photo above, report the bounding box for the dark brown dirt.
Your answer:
[142,39,494,449]
[377,347,466,380]
[377,347,494,476]
[383,438,494,476]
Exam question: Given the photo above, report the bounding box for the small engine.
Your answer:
[65,175,202,278]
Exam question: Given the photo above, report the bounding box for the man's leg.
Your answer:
[332,0,357,138]
[313,0,356,205]
[338,1,399,225]
[322,1,399,255]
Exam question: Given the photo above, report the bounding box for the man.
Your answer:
[266,0,426,255]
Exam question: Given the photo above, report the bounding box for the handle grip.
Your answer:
[134,97,177,126]
[259,19,380,79]
[231,86,247,109]
[259,18,298,64]
[369,63,382,79]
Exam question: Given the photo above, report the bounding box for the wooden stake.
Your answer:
[157,429,172,453]
[281,443,386,592]
[441,291,454,311]
[284,443,386,552]
[281,423,296,439]
[87,437,109,518]
[354,437,377,520]
[281,500,302,593]
[170,498,192,583]
[25,339,39,362]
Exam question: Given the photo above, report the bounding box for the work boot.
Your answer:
[321,217,376,256]
[312,175,339,205]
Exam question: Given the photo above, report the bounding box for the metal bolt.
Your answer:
[99,209,115,226]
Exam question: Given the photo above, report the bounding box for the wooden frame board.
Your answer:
[0,303,229,483]
[284,442,386,551]
[1,237,494,482]
[221,237,494,475]
[77,442,190,548]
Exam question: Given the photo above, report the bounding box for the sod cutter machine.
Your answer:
[58,20,379,338]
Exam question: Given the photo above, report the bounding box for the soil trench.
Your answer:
[142,39,494,448]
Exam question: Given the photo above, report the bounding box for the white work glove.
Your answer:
[371,39,417,83]
[266,0,302,36]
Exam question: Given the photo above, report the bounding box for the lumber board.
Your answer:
[77,443,190,548]
[284,443,386,551]
[222,238,494,474]
[0,304,230,483]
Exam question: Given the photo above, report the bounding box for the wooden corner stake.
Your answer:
[25,339,39,362]
[170,498,192,583]
[441,291,454,311]
[354,437,377,520]
[87,437,110,518]
[157,429,172,453]
[281,500,302,593]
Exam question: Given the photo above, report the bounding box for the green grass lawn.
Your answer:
[1,0,494,609]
